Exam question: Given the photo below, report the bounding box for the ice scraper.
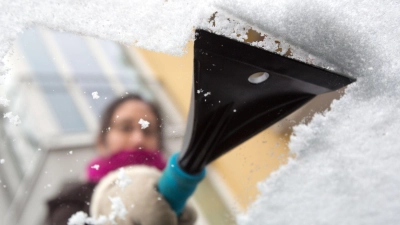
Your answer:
[158,29,356,215]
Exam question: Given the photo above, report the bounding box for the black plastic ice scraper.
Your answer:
[158,29,356,215]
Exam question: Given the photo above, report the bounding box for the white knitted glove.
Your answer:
[90,165,197,225]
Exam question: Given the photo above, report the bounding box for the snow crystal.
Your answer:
[0,159,5,164]
[91,164,100,170]
[85,216,108,225]
[67,196,127,224]
[138,118,150,129]
[68,211,88,225]
[115,168,132,190]
[204,92,211,97]
[3,112,21,126]
[68,211,107,225]
[0,97,10,107]
[108,196,128,224]
[92,92,100,99]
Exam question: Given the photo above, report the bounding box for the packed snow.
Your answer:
[108,196,128,224]
[1,0,399,224]
[224,1,400,224]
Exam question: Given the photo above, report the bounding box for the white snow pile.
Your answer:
[0,97,20,126]
[223,1,400,225]
[1,0,400,224]
[68,211,107,225]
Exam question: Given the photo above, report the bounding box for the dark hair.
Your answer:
[98,94,163,150]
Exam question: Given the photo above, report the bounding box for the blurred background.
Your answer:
[0,27,341,225]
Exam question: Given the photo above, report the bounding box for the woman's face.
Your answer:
[99,99,160,156]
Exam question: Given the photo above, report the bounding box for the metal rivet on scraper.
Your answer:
[248,72,269,84]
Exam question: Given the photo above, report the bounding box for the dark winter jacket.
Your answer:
[46,181,96,225]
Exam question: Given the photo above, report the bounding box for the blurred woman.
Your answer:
[46,94,196,225]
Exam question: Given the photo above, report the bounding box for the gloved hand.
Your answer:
[90,165,197,225]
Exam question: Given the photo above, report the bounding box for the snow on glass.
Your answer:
[92,92,100,99]
[115,168,133,190]
[108,196,128,224]
[68,196,127,225]
[0,96,19,126]
[138,118,150,129]
[3,112,21,126]
[0,0,399,224]
[226,1,400,224]
[68,211,107,225]
[91,164,100,170]
[0,97,10,107]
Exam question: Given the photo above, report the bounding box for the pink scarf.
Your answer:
[86,149,166,183]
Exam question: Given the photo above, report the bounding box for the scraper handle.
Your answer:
[157,153,206,215]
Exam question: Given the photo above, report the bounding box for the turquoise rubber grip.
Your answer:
[157,153,206,215]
